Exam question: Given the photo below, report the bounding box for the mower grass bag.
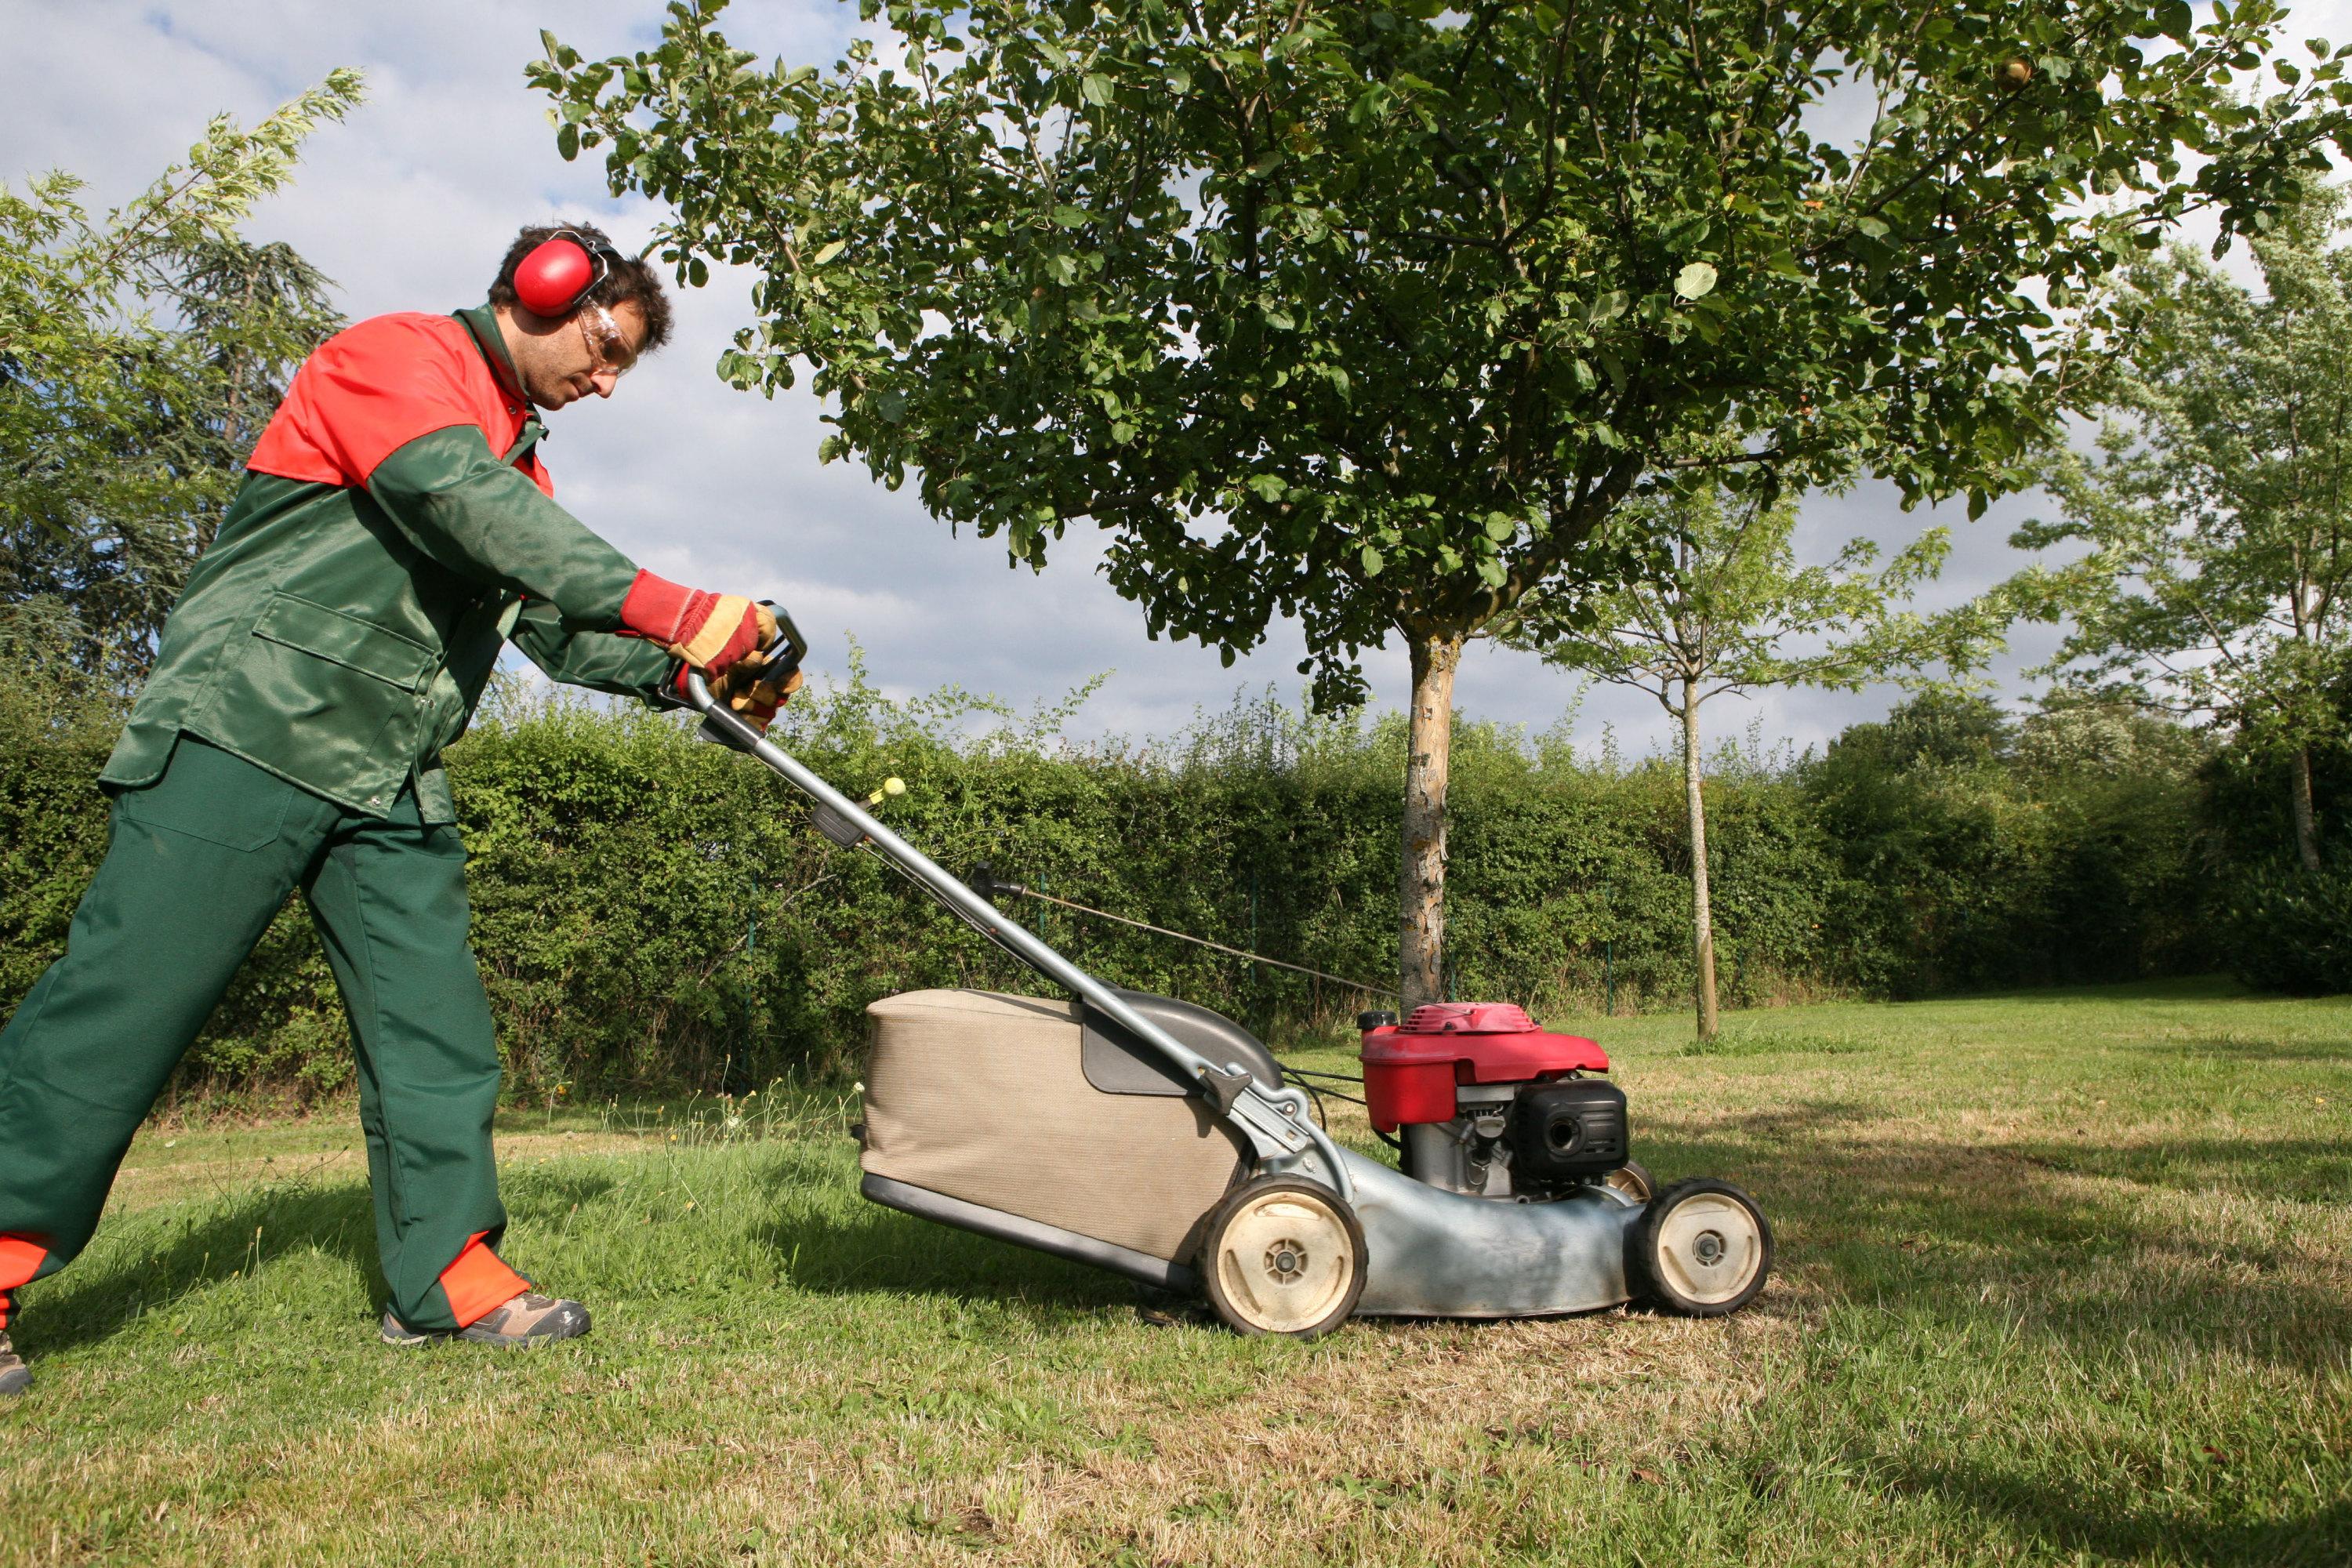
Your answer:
[858,989,1263,1290]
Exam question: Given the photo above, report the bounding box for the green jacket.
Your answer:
[101,305,679,823]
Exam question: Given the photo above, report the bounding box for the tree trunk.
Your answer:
[1399,632,1463,1013]
[1681,682,1719,1042]
[2292,746,2323,873]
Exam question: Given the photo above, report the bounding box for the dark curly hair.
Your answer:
[488,222,673,354]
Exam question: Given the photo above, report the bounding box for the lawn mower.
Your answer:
[688,608,1772,1338]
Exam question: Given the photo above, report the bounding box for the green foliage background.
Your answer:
[6,664,2294,1107]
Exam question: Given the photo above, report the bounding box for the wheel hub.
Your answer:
[1265,1239,1308,1282]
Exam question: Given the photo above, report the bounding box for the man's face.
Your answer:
[505,298,650,410]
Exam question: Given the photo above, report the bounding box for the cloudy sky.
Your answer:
[8,2,2339,756]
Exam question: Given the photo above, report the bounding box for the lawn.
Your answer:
[2,978,2346,1566]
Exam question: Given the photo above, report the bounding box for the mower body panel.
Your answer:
[1343,1149,1639,1317]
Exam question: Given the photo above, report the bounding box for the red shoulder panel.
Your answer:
[247,313,550,496]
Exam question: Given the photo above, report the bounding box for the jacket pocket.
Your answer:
[251,592,437,691]
[189,591,437,811]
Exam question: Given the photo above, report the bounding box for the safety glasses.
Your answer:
[577,304,639,379]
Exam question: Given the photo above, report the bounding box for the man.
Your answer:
[0,223,793,1396]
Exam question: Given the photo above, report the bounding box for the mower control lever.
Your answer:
[1196,1063,1254,1116]
[695,599,808,753]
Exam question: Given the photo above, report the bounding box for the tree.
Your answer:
[0,71,360,691]
[1503,479,1980,1037]
[2005,180,2352,873]
[534,0,2345,1007]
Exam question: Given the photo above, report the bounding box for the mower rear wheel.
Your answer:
[1628,1178,1771,1317]
[1198,1177,1367,1338]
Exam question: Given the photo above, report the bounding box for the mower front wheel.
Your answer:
[1197,1177,1367,1338]
[1628,1178,1772,1317]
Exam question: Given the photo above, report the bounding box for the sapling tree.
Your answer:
[1503,480,1988,1038]
[535,0,2347,1007]
[2005,182,2352,873]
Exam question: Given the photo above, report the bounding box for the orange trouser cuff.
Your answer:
[0,1236,49,1330]
[440,1232,529,1328]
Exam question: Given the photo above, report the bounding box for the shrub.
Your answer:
[0,673,2269,1105]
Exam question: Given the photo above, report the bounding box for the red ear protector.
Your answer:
[511,230,626,318]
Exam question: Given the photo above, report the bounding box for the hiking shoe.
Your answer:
[380,1293,590,1349]
[0,1334,27,1397]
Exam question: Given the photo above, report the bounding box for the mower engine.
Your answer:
[1359,1004,1629,1200]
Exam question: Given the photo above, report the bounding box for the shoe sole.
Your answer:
[380,1312,590,1350]
[0,1367,28,1397]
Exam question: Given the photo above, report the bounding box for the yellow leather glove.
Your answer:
[706,651,804,732]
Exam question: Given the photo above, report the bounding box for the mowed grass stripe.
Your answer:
[0,978,2344,1566]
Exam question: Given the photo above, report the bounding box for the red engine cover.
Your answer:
[1359,1003,1609,1132]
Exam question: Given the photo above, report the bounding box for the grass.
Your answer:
[2,977,2347,1566]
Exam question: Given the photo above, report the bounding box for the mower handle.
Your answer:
[693,600,807,752]
[681,619,1353,1201]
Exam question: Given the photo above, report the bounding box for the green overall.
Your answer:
[0,306,679,1330]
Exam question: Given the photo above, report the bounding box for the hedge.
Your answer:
[0,673,2296,1105]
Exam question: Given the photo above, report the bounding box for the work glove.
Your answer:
[619,570,778,674]
[683,652,805,733]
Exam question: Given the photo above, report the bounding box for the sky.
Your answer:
[6,1,2340,757]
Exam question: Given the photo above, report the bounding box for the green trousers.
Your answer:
[0,735,512,1331]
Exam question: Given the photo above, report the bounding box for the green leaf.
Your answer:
[1359,544,1385,576]
[1081,73,1113,106]
[557,122,579,162]
[811,239,846,266]
[1675,262,1718,300]
[1053,205,1090,228]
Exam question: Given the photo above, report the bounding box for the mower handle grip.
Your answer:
[690,599,807,751]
